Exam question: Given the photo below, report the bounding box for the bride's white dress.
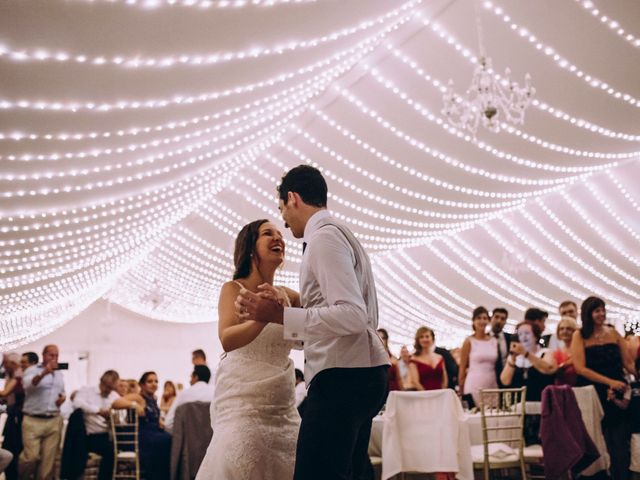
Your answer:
[196,322,300,480]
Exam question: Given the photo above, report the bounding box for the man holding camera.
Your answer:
[19,345,66,480]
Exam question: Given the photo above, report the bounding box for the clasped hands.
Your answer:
[235,283,286,324]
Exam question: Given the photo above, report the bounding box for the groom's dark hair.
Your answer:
[233,219,269,280]
[277,165,327,207]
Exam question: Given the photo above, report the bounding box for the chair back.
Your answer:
[477,387,527,477]
[170,401,212,480]
[110,408,140,480]
[381,390,472,480]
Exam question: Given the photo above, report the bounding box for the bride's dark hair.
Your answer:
[233,219,269,280]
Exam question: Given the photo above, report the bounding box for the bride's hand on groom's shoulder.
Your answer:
[236,286,284,324]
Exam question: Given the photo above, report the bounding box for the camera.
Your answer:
[54,363,69,370]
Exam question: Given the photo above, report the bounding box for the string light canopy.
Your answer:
[0,0,639,350]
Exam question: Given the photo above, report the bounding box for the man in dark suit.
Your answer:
[434,346,459,390]
[490,308,511,386]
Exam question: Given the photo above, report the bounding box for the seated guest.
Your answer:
[408,327,447,391]
[294,368,306,408]
[116,379,129,397]
[573,296,636,480]
[500,321,557,445]
[191,349,207,367]
[160,381,177,420]
[164,366,214,432]
[127,379,140,395]
[377,328,401,391]
[553,317,579,386]
[73,370,144,480]
[138,371,171,480]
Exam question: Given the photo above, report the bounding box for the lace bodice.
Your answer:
[226,323,297,369]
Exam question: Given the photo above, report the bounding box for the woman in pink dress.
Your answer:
[458,306,498,407]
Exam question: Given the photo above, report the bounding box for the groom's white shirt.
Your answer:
[283,210,389,385]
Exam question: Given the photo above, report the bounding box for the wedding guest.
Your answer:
[294,368,307,409]
[138,371,171,480]
[572,296,636,480]
[377,328,401,391]
[0,352,24,480]
[490,307,511,387]
[19,345,66,480]
[553,317,579,386]
[500,321,557,444]
[126,379,140,395]
[397,346,418,390]
[116,379,129,397]
[459,307,498,407]
[558,300,578,320]
[73,370,144,480]
[165,366,214,432]
[191,349,207,367]
[434,345,458,390]
[160,381,177,419]
[20,352,38,373]
[408,327,447,390]
[525,307,557,349]
[624,333,640,373]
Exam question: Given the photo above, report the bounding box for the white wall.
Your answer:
[12,299,305,395]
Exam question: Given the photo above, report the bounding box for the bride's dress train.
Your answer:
[196,323,300,479]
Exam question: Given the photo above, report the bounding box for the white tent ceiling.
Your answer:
[1,0,639,349]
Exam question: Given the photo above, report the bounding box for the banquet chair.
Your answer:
[110,408,140,480]
[381,390,473,480]
[471,387,527,480]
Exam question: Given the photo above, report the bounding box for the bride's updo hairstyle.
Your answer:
[233,219,269,280]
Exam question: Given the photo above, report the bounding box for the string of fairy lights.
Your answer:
[1,0,638,349]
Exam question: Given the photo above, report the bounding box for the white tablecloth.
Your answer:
[376,390,473,480]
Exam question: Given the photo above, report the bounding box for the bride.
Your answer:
[196,219,301,480]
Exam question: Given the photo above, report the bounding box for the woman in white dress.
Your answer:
[196,219,301,480]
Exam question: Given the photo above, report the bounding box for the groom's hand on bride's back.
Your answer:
[236,287,284,324]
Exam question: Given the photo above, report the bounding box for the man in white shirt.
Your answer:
[164,365,214,433]
[237,165,389,480]
[73,370,143,480]
[20,345,66,480]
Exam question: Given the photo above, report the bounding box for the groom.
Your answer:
[236,165,389,479]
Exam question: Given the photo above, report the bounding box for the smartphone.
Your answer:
[55,363,69,370]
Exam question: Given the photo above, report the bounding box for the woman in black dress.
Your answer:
[572,296,637,480]
[138,371,172,480]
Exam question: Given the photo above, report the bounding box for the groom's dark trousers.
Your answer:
[293,365,389,480]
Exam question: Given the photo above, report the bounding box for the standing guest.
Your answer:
[73,370,144,480]
[160,381,177,419]
[377,328,401,391]
[559,300,578,320]
[525,307,558,349]
[164,366,214,433]
[138,371,171,480]
[434,346,458,391]
[191,349,207,367]
[553,317,579,386]
[0,352,24,480]
[408,327,447,391]
[490,308,511,387]
[572,296,636,480]
[500,321,557,445]
[459,307,498,407]
[19,345,66,480]
[20,353,38,374]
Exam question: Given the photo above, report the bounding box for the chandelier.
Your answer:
[441,0,535,137]
[442,57,535,137]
